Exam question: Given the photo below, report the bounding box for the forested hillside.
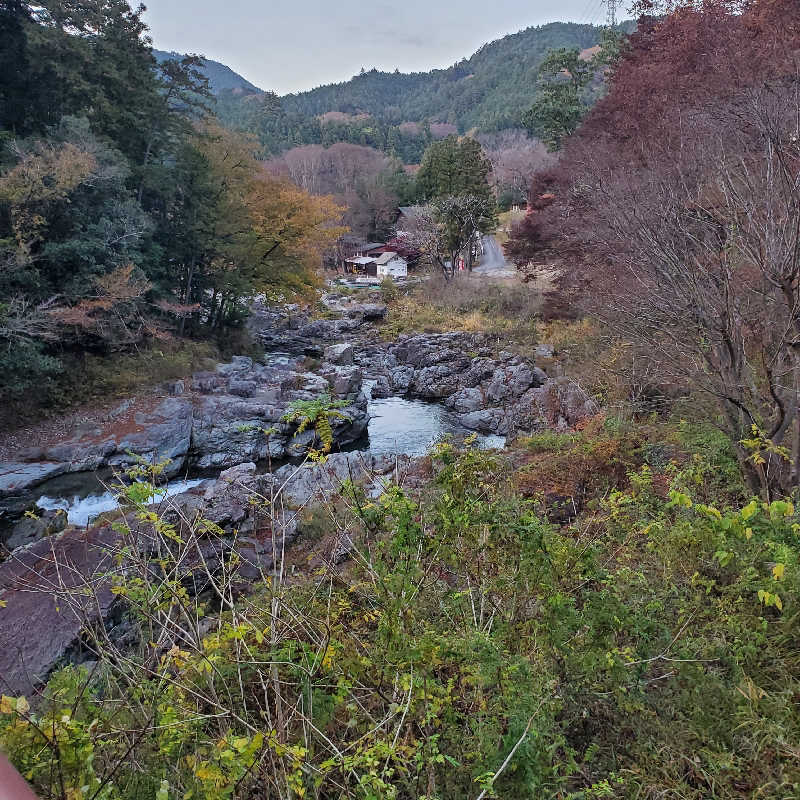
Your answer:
[213,21,621,159]
[153,50,263,94]
[282,22,605,129]
[0,1,343,423]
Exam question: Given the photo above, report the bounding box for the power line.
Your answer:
[605,0,619,28]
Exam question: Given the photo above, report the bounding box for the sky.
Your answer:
[142,0,606,95]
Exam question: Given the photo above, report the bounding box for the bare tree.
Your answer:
[579,83,800,495]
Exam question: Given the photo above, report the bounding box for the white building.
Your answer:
[375,251,408,279]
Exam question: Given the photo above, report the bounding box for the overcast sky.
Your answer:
[142,0,606,95]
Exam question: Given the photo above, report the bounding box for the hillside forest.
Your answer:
[0,0,345,418]
[2,1,800,799]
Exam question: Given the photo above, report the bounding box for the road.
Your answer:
[473,235,517,278]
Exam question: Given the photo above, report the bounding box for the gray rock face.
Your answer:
[0,462,69,516]
[370,376,391,399]
[320,365,363,399]
[37,398,193,479]
[447,387,485,414]
[271,452,399,509]
[4,508,68,550]
[511,377,599,433]
[0,450,420,697]
[389,366,415,394]
[324,343,355,365]
[376,333,545,434]
[1,350,374,520]
[0,525,119,696]
[191,396,287,470]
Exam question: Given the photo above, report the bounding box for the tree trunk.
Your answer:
[178,256,196,337]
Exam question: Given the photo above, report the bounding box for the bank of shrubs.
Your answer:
[1,421,798,799]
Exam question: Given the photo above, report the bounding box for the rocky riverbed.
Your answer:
[0,289,599,697]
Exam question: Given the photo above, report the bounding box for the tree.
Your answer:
[507,0,800,495]
[522,48,594,150]
[401,195,495,279]
[0,1,31,134]
[167,123,345,330]
[415,136,494,203]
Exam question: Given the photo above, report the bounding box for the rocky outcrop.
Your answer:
[4,509,68,550]
[0,462,71,517]
[249,297,387,356]
[1,353,370,521]
[0,452,417,697]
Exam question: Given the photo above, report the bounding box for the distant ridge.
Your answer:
[176,20,635,159]
[153,50,263,94]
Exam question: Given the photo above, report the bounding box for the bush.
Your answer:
[2,441,799,799]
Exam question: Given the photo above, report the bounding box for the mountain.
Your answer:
[280,22,607,131]
[201,21,633,160]
[153,49,263,94]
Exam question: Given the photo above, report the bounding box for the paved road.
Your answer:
[473,235,517,278]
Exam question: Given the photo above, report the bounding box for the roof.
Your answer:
[360,242,386,252]
[375,251,398,265]
[345,256,377,265]
[398,205,424,217]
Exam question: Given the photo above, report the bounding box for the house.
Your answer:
[375,251,408,279]
[361,242,388,257]
[344,255,378,276]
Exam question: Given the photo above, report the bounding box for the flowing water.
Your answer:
[36,476,206,527]
[29,378,505,528]
[364,382,506,457]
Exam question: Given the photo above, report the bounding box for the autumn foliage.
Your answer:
[507,0,800,494]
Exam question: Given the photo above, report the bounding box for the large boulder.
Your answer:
[320,365,363,399]
[191,396,288,470]
[0,525,119,696]
[3,508,68,550]
[511,377,599,433]
[459,408,511,435]
[446,387,485,414]
[324,343,355,366]
[271,452,399,509]
[0,462,70,517]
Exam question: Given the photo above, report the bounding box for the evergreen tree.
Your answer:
[0,0,31,134]
[415,136,493,202]
[522,47,595,150]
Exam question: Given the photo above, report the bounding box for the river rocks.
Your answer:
[389,365,415,394]
[447,387,485,414]
[459,408,512,435]
[249,295,388,355]
[512,377,600,432]
[0,525,119,696]
[270,452,402,510]
[0,349,373,521]
[3,508,68,550]
[324,342,355,365]
[320,365,363,399]
[349,303,387,320]
[0,462,70,517]
[34,397,194,479]
[361,333,549,435]
[370,376,391,399]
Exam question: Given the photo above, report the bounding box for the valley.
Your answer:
[1,1,799,799]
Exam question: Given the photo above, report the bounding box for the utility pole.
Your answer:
[605,0,618,27]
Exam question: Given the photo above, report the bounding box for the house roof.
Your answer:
[345,256,377,265]
[398,206,424,217]
[375,251,398,265]
[360,242,386,252]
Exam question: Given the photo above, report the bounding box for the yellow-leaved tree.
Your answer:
[188,122,346,328]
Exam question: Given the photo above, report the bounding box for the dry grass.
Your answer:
[496,209,526,246]
[381,273,542,347]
